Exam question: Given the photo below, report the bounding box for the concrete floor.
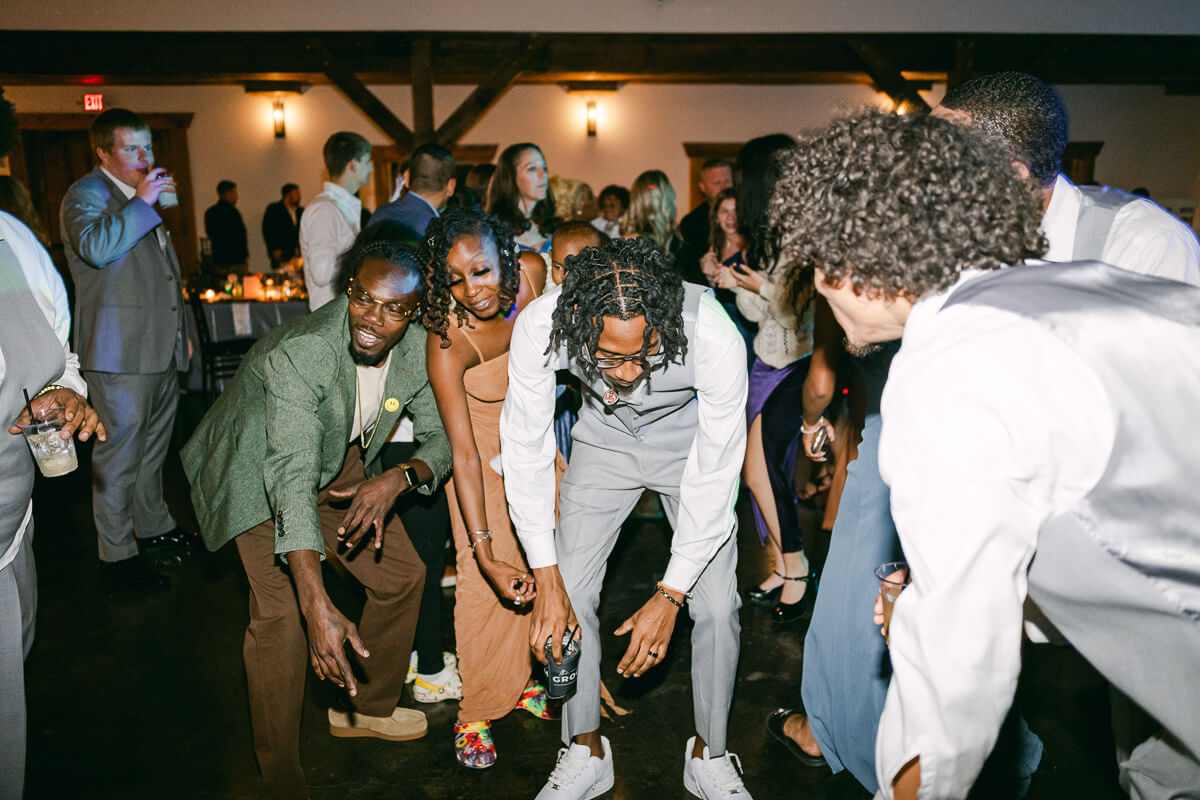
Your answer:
[21,394,1126,799]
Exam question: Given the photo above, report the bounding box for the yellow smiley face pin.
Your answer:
[384,397,400,413]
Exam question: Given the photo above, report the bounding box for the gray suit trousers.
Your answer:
[0,523,36,800]
[85,369,179,562]
[1028,516,1200,800]
[556,436,741,753]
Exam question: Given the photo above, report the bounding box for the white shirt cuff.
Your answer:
[662,555,705,594]
[521,530,558,569]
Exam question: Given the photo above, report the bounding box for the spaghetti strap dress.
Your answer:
[446,280,566,724]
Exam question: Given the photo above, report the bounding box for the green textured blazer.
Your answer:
[181,296,451,558]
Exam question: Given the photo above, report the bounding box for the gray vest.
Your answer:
[561,283,707,455]
[0,236,67,551]
[1072,184,1140,261]
[944,261,1200,622]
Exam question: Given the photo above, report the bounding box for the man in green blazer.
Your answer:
[182,226,451,799]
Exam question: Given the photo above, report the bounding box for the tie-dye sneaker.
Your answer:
[516,682,560,720]
[454,721,497,769]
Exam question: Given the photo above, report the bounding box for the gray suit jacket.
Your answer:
[60,167,188,374]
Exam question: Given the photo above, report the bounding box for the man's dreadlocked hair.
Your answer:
[333,221,424,297]
[548,237,687,379]
[421,205,521,347]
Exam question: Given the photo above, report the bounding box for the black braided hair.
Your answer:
[420,205,520,347]
[333,220,423,297]
[548,237,687,379]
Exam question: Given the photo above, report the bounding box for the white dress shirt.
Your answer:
[0,211,88,570]
[300,182,361,310]
[873,271,1115,798]
[1040,174,1200,285]
[502,289,748,591]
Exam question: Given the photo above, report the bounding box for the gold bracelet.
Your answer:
[35,384,65,398]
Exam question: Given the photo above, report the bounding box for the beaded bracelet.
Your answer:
[655,581,689,609]
[35,384,65,398]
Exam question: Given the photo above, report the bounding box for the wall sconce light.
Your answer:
[272,98,286,138]
[586,101,598,137]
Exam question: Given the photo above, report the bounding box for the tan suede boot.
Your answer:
[327,707,428,741]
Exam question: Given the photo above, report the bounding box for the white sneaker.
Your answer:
[405,651,418,684]
[535,736,615,800]
[683,737,752,799]
[412,662,463,703]
[406,650,457,686]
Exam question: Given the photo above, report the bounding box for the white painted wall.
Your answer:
[5,80,1199,268]
[8,0,1200,34]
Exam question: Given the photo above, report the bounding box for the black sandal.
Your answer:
[766,707,828,768]
[746,571,784,606]
[773,572,818,624]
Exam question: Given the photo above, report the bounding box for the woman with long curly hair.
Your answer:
[486,143,558,256]
[421,205,564,769]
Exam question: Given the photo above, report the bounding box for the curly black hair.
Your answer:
[548,237,687,379]
[420,205,521,347]
[770,109,1047,302]
[940,71,1068,189]
[333,220,423,298]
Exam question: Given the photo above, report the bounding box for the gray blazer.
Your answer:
[60,167,188,374]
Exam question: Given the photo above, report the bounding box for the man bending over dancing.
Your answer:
[501,238,752,800]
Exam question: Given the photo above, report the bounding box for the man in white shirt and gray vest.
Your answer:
[501,238,753,800]
[773,109,1200,800]
[935,71,1200,285]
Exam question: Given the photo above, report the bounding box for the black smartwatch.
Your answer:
[400,463,421,491]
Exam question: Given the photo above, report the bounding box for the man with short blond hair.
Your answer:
[61,107,193,587]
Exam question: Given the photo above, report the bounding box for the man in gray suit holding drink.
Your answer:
[61,108,193,588]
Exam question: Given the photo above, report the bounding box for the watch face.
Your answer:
[404,465,420,488]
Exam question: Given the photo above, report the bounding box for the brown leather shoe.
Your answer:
[328,707,428,742]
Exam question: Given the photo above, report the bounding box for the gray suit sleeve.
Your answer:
[62,181,163,268]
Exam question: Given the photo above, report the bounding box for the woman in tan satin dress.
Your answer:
[422,206,564,769]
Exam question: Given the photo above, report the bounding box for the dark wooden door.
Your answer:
[18,129,93,274]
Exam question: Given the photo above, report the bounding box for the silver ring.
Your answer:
[514,598,522,605]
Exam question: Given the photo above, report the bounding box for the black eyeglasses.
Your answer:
[591,351,667,370]
[347,282,421,323]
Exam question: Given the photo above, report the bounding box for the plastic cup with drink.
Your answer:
[18,403,79,477]
[874,561,910,646]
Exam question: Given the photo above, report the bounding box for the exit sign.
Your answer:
[83,94,104,112]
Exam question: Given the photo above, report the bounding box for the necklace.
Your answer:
[355,369,385,451]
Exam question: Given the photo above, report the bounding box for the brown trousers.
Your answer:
[235,445,425,798]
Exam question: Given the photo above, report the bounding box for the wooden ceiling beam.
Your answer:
[435,40,545,147]
[410,38,434,146]
[845,37,932,113]
[1,32,1198,89]
[307,40,413,149]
